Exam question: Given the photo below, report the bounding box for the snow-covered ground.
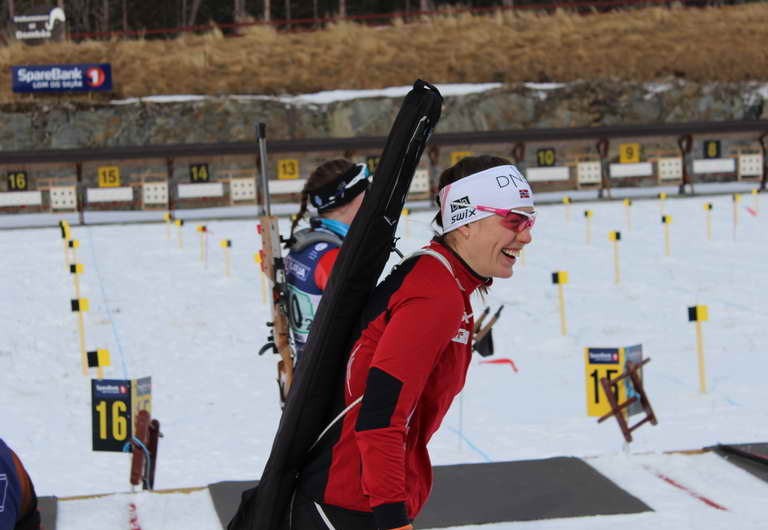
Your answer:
[2,189,767,528]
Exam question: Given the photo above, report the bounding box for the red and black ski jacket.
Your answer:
[299,240,488,530]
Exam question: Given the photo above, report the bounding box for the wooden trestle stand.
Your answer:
[597,358,658,443]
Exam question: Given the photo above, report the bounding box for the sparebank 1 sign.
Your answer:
[11,64,112,93]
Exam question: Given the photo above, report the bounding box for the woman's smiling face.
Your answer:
[458,206,534,279]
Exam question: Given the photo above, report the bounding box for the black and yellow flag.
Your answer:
[87,349,111,368]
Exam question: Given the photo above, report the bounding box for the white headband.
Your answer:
[439,165,534,234]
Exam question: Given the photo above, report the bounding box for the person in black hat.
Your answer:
[284,159,370,364]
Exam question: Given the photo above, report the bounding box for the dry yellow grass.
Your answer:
[2,4,768,103]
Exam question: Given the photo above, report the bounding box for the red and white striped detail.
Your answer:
[128,502,143,530]
[642,465,728,511]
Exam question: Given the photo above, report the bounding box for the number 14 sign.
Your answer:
[584,345,643,417]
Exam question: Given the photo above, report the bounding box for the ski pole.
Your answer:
[658,192,667,215]
[732,193,741,239]
[563,195,572,222]
[705,203,713,240]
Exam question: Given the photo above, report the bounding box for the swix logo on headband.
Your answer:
[450,207,477,225]
[450,196,471,212]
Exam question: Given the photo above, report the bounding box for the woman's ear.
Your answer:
[456,224,472,240]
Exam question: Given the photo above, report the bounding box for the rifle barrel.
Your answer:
[474,307,491,333]
[257,122,271,216]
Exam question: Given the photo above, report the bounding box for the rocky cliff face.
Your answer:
[0,79,765,151]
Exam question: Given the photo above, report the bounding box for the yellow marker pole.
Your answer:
[59,221,72,268]
[196,226,208,267]
[176,219,184,248]
[163,213,172,240]
[220,240,231,278]
[662,215,672,257]
[70,264,86,374]
[68,239,79,269]
[695,320,706,393]
[688,305,709,393]
[552,272,568,336]
[78,311,87,375]
[255,252,267,304]
[70,264,83,299]
[624,199,632,231]
[402,208,411,239]
[705,203,713,241]
[584,210,593,245]
[563,196,572,222]
[71,298,90,376]
[753,189,760,214]
[609,231,621,284]
[659,192,667,215]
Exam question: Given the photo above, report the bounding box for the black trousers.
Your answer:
[284,489,377,530]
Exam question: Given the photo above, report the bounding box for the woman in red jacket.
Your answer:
[289,155,535,530]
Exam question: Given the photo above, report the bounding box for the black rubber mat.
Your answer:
[713,443,768,484]
[416,457,651,528]
[209,480,259,529]
[38,496,57,530]
[210,457,651,529]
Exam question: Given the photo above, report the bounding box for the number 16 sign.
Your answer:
[91,377,152,452]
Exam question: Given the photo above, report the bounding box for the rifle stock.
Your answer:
[257,124,295,405]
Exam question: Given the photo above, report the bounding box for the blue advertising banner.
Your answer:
[11,63,112,93]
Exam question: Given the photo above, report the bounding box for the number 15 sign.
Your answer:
[584,345,643,417]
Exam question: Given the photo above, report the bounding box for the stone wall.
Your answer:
[0,79,766,152]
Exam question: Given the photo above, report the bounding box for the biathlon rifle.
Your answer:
[255,122,294,406]
[473,305,504,357]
